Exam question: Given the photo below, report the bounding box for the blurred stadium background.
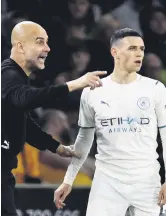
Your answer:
[1,0,166,215]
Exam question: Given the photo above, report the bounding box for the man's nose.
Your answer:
[45,44,50,52]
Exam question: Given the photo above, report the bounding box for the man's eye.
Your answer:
[37,40,44,45]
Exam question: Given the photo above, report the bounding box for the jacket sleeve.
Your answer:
[1,69,69,110]
[26,114,60,153]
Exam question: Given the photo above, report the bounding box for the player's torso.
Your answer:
[90,76,158,159]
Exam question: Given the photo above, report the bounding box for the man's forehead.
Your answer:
[25,27,48,40]
[30,31,48,41]
[121,36,144,46]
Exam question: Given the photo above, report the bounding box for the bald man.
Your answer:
[1,21,106,216]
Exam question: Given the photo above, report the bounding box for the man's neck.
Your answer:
[111,69,137,84]
[10,54,31,77]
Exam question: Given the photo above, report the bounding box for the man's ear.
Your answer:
[17,42,25,54]
[110,47,119,59]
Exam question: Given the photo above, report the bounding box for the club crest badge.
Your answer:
[137,97,150,110]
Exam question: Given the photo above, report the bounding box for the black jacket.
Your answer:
[1,58,69,171]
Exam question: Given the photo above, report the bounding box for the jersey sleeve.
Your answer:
[78,88,95,128]
[155,82,166,129]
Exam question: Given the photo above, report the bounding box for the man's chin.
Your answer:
[133,65,142,72]
[128,68,141,73]
[136,67,142,72]
[37,63,45,70]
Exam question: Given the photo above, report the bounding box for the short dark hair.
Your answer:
[110,28,142,47]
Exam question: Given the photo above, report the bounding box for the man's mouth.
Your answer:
[134,60,141,64]
[38,55,47,62]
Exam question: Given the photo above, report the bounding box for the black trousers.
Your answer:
[1,170,17,216]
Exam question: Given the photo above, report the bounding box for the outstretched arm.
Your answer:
[2,69,106,110]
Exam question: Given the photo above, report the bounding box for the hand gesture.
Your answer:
[54,183,72,209]
[56,144,80,158]
[67,71,107,91]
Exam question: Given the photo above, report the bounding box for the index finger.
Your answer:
[53,197,59,208]
[92,71,107,76]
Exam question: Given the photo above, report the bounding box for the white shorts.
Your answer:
[86,169,161,216]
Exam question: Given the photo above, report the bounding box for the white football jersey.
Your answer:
[78,74,166,183]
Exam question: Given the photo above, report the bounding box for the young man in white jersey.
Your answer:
[54,28,166,216]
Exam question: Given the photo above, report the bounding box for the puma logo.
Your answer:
[101,101,110,107]
[1,140,10,149]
